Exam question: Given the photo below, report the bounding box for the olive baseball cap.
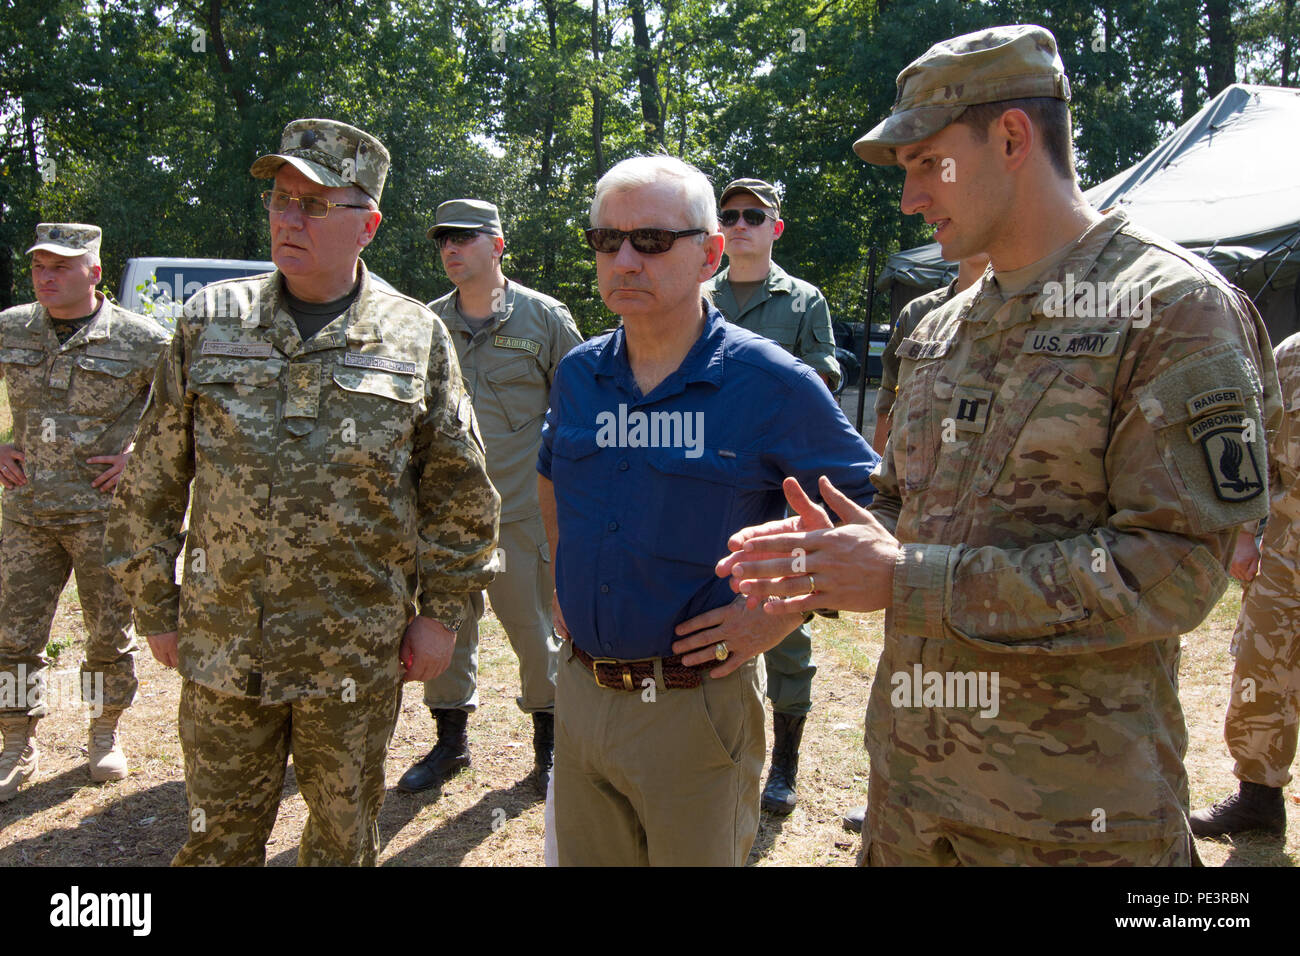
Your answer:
[719,178,780,214]
[250,118,391,202]
[853,24,1071,166]
[427,199,503,240]
[27,222,102,259]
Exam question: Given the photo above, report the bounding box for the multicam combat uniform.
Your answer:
[106,264,499,864]
[1222,331,1300,788]
[875,281,955,428]
[0,294,169,718]
[863,209,1282,865]
[424,281,582,715]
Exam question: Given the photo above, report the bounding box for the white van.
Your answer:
[117,257,399,325]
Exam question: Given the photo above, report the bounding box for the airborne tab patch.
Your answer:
[1021,331,1120,357]
[1187,410,1264,502]
[201,340,275,359]
[899,337,951,361]
[343,352,418,376]
[493,335,541,355]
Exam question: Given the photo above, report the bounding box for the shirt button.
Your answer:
[618,460,629,471]
[600,584,610,594]
[607,521,618,532]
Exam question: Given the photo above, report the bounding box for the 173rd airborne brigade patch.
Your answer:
[1186,388,1264,502]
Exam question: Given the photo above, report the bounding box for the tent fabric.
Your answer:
[878,84,1300,303]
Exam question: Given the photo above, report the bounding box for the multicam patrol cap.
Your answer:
[26,222,102,259]
[853,24,1071,166]
[719,178,781,214]
[427,199,504,240]
[250,118,391,202]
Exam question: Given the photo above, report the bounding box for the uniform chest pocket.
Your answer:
[188,357,284,443]
[893,361,943,493]
[0,347,46,396]
[486,356,547,432]
[326,365,421,470]
[968,360,1063,497]
[68,354,140,416]
[753,312,799,348]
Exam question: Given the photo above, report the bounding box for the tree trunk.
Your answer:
[1204,0,1237,96]
[629,0,664,145]
[591,0,604,179]
[1282,0,1295,86]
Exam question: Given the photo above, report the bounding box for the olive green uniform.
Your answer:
[424,281,583,714]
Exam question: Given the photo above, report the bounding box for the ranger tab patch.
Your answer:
[1187,410,1264,502]
[493,335,541,355]
[1186,387,1244,418]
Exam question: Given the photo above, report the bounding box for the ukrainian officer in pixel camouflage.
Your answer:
[698,25,1283,865]
[398,198,582,796]
[1192,330,1300,839]
[704,178,840,815]
[105,119,499,866]
[0,222,170,802]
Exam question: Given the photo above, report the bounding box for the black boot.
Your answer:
[1190,781,1286,837]
[397,708,471,793]
[842,805,866,833]
[531,712,554,791]
[761,712,806,815]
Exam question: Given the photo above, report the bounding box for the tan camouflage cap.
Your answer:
[26,222,102,259]
[427,199,503,240]
[853,24,1070,166]
[250,118,391,202]
[719,178,781,214]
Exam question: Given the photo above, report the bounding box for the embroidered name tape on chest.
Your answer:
[200,341,275,358]
[343,352,418,376]
[494,335,541,354]
[1021,331,1120,357]
[899,337,952,360]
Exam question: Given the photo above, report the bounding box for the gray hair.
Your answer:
[590,155,716,234]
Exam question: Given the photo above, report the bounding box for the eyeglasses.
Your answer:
[718,208,774,227]
[262,190,372,219]
[584,227,707,255]
[435,230,482,249]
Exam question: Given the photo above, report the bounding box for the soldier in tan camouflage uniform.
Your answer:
[1191,331,1300,838]
[685,25,1282,865]
[397,198,582,796]
[0,223,170,801]
[105,119,499,866]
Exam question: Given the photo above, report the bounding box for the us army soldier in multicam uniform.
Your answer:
[704,178,841,815]
[0,223,170,801]
[1191,331,1300,839]
[702,25,1282,865]
[397,199,582,796]
[106,119,499,866]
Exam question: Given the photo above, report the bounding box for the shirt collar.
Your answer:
[593,300,728,399]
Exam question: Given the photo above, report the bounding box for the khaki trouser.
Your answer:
[0,516,136,718]
[553,646,766,866]
[859,771,1196,866]
[424,515,558,714]
[1224,522,1300,788]
[174,677,401,867]
[763,622,815,716]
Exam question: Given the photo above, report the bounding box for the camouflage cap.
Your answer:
[250,118,391,202]
[853,24,1071,166]
[427,199,503,240]
[26,222,102,259]
[719,178,780,214]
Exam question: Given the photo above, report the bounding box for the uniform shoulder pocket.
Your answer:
[1139,343,1267,533]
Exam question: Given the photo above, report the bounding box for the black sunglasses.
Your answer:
[718,208,774,227]
[584,227,707,255]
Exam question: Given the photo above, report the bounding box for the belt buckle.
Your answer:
[590,657,634,691]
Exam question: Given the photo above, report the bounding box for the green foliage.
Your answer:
[1,0,1295,331]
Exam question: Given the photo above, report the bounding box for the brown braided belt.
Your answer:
[570,642,719,691]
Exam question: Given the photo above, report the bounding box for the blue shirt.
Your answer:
[538,304,881,660]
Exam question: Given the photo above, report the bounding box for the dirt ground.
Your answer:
[0,583,1295,867]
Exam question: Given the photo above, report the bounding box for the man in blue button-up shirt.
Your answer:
[537,155,879,866]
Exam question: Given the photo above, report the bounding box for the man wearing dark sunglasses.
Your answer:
[705,177,842,817]
[398,199,582,798]
[538,155,879,865]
